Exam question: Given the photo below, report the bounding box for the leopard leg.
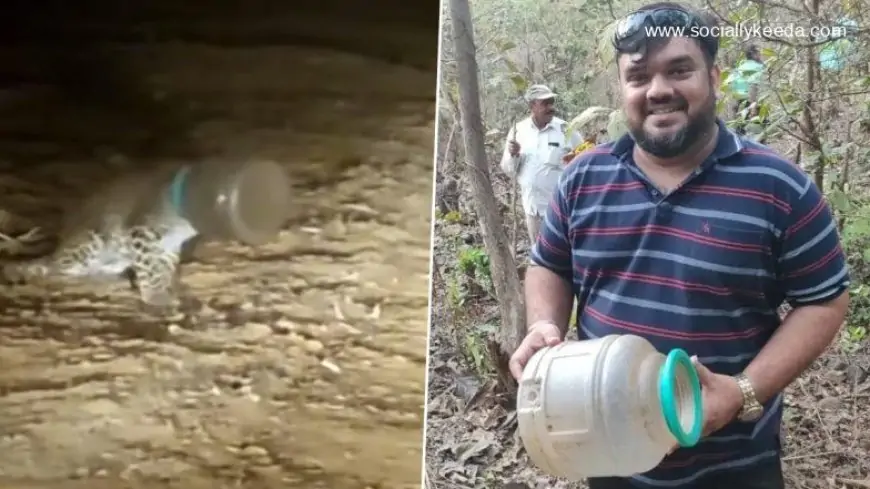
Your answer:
[131,250,180,312]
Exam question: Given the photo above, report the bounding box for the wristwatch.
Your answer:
[734,373,764,422]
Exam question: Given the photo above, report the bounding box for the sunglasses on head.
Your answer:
[612,7,708,53]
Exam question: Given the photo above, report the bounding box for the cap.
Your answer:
[525,84,557,102]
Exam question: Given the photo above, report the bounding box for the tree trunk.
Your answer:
[803,0,825,190]
[448,0,526,396]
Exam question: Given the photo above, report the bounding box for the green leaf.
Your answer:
[779,91,796,105]
[844,215,870,244]
[828,189,850,212]
[501,58,520,75]
[509,75,528,93]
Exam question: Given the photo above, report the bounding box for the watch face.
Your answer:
[740,407,763,422]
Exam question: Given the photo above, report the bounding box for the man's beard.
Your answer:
[628,91,717,158]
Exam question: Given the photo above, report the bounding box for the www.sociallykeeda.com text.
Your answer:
[644,23,850,40]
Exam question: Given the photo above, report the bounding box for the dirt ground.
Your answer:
[425,214,870,489]
[0,41,435,489]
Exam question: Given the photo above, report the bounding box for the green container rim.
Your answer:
[658,348,703,447]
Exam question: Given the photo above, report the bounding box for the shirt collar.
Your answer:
[527,116,560,132]
[610,117,744,164]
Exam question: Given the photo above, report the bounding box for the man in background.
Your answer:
[500,84,583,243]
[726,43,766,135]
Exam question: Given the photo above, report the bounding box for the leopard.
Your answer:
[1,162,201,311]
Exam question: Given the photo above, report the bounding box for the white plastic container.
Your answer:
[164,160,291,246]
[516,335,703,480]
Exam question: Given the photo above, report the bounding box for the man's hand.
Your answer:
[509,321,563,380]
[508,140,521,157]
[664,357,744,456]
[692,356,745,437]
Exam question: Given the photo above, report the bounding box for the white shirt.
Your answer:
[499,116,583,216]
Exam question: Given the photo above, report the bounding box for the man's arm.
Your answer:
[743,176,850,404]
[748,63,765,116]
[748,84,759,105]
[748,84,760,117]
[499,125,521,177]
[526,171,576,337]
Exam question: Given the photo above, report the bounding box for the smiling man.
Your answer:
[508,3,850,489]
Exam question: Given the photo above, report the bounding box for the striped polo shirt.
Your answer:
[530,118,850,487]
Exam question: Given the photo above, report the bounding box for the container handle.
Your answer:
[658,348,703,447]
